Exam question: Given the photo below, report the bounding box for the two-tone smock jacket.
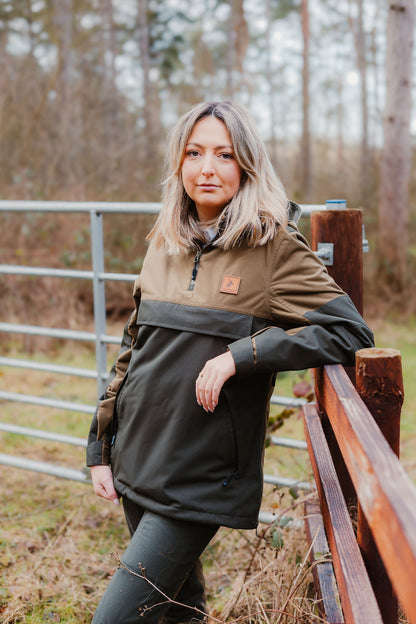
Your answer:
[87,221,374,530]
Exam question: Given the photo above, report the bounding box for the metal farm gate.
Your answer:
[0,200,343,523]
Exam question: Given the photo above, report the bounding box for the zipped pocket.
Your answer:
[222,395,240,487]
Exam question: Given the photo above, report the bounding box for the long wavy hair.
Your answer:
[147,101,288,253]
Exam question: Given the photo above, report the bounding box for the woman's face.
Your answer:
[181,116,242,222]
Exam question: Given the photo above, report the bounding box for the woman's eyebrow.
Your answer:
[186,142,233,150]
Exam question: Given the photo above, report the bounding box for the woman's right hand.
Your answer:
[90,465,120,505]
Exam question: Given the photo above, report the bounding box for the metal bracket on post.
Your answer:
[362,225,369,253]
[315,243,334,266]
[90,210,108,399]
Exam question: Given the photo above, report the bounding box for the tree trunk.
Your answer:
[99,0,118,177]
[300,0,313,202]
[349,0,370,205]
[137,0,161,181]
[369,0,384,142]
[378,0,415,291]
[227,0,248,98]
[100,0,116,89]
[264,0,279,169]
[336,70,345,186]
[137,0,151,132]
[49,0,74,187]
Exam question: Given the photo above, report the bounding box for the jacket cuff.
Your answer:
[86,440,110,466]
[228,336,255,375]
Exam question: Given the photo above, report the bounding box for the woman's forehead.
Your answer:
[186,116,233,149]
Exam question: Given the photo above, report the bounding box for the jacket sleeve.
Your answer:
[228,228,374,375]
[86,277,141,466]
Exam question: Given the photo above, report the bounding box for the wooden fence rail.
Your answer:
[306,208,415,623]
[304,350,416,624]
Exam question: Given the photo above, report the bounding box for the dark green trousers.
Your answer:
[91,498,218,624]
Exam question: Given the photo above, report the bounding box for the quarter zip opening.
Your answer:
[188,248,202,291]
[188,234,217,291]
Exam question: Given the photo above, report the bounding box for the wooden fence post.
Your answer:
[310,207,363,316]
[311,207,364,505]
[355,348,404,624]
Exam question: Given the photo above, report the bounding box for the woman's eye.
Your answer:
[219,153,233,160]
[186,150,200,157]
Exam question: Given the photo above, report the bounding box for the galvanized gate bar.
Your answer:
[0,200,162,213]
[0,390,95,414]
[0,200,326,215]
[0,356,99,379]
[90,211,108,397]
[0,322,96,341]
[0,423,87,447]
[0,265,94,278]
[0,264,136,282]
[263,474,312,491]
[0,323,120,347]
[270,436,308,450]
[270,395,307,408]
[0,453,90,482]
[0,200,323,496]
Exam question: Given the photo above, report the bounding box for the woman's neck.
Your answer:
[199,218,217,229]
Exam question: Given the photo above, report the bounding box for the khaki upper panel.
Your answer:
[139,227,345,324]
[139,239,277,319]
[268,230,345,325]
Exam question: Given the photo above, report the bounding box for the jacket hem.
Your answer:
[113,479,258,530]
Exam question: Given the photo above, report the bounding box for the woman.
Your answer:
[87,101,374,623]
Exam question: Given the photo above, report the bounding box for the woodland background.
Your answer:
[0,0,415,321]
[1,2,416,622]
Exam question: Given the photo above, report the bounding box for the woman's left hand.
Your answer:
[196,351,236,412]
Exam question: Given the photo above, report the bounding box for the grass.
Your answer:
[0,318,415,622]
[371,317,416,473]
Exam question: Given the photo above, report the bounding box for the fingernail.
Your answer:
[113,499,120,505]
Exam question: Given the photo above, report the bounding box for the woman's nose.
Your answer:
[201,154,215,176]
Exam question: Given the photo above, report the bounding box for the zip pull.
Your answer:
[189,249,202,291]
[223,471,239,487]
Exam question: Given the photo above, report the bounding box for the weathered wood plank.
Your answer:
[304,500,344,623]
[314,370,357,506]
[304,403,382,624]
[315,364,416,624]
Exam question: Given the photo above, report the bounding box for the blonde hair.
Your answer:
[147,101,288,253]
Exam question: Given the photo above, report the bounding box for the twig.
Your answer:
[118,561,225,624]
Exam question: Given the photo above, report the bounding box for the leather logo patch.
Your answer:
[220,275,241,295]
